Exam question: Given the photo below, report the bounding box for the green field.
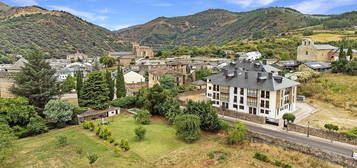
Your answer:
[4,114,340,168]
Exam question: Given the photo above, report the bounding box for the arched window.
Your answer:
[306,51,309,55]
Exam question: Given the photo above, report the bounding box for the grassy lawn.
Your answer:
[177,92,209,102]
[4,113,340,168]
[298,73,357,130]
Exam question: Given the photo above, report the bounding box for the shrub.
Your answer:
[282,113,296,123]
[174,114,201,143]
[89,122,95,131]
[82,120,91,129]
[134,109,151,125]
[108,136,115,143]
[282,163,292,168]
[274,160,283,166]
[75,146,83,158]
[87,153,99,166]
[56,135,68,146]
[114,146,122,157]
[324,123,339,132]
[119,139,130,151]
[254,152,269,162]
[95,126,112,140]
[219,120,231,132]
[341,127,357,139]
[207,150,228,162]
[226,122,248,145]
[134,126,146,141]
[110,96,136,108]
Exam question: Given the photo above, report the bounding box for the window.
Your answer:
[240,97,244,104]
[306,51,309,55]
[233,104,238,108]
[208,93,212,97]
[217,85,220,91]
[240,88,244,95]
[234,96,237,103]
[261,91,265,98]
[234,87,238,94]
[247,98,257,106]
[213,93,216,99]
[266,91,270,99]
[260,100,265,108]
[239,105,244,110]
[217,93,220,99]
[247,89,257,97]
[213,85,216,91]
[265,110,269,114]
[209,86,212,90]
[260,109,264,113]
[265,101,269,108]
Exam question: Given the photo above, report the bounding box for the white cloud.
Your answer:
[225,0,276,7]
[99,24,134,31]
[11,0,38,6]
[290,0,357,14]
[47,5,107,21]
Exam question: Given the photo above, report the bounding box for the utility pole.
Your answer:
[307,121,310,137]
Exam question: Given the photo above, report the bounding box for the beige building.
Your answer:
[297,38,337,62]
[0,58,27,98]
[66,52,88,61]
[148,66,186,88]
[132,43,154,58]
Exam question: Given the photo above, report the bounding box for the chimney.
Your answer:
[268,72,273,79]
[245,72,248,79]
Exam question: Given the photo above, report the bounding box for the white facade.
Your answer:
[124,71,145,84]
[206,81,297,120]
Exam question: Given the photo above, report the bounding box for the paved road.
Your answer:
[221,117,356,158]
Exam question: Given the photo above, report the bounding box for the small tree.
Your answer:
[87,153,99,167]
[99,55,115,68]
[119,139,130,151]
[43,100,75,127]
[226,122,248,145]
[80,71,110,110]
[282,113,296,123]
[61,75,76,93]
[115,65,126,98]
[159,74,176,89]
[134,109,151,125]
[76,71,83,100]
[174,114,201,143]
[104,70,115,100]
[134,126,146,141]
[339,46,346,61]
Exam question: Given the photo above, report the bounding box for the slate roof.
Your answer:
[192,80,207,86]
[224,59,281,73]
[206,71,299,91]
[314,44,337,50]
[304,62,331,70]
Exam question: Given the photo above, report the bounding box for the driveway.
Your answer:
[293,102,317,123]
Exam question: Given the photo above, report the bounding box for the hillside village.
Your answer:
[0,1,357,168]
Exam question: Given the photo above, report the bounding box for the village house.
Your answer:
[66,52,88,62]
[124,71,147,95]
[109,43,154,67]
[206,60,299,123]
[0,58,27,98]
[238,51,262,61]
[297,38,357,62]
[77,106,120,124]
[55,62,93,82]
[148,66,186,88]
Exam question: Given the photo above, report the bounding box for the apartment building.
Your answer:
[206,60,299,122]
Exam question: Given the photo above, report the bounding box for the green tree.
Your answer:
[134,109,151,125]
[347,47,353,60]
[26,115,48,135]
[10,50,60,113]
[174,114,201,143]
[0,124,16,163]
[99,55,115,68]
[156,97,182,124]
[61,75,76,93]
[324,123,339,142]
[142,84,168,114]
[87,153,99,167]
[104,70,115,100]
[76,71,83,101]
[195,69,212,81]
[110,96,137,108]
[43,100,75,127]
[339,46,346,61]
[159,74,176,89]
[134,126,146,141]
[115,66,126,98]
[226,122,248,145]
[184,100,221,132]
[282,113,296,123]
[80,71,110,110]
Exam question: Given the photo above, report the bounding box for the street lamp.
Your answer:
[307,121,310,137]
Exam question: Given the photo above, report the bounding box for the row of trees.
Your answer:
[332,46,357,75]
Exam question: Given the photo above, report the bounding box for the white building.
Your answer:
[206,60,299,122]
[124,71,145,84]
[238,51,262,61]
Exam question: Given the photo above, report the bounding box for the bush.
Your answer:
[87,153,99,166]
[110,96,136,108]
[324,123,339,131]
[134,109,151,125]
[108,136,115,143]
[207,150,228,162]
[82,120,91,129]
[119,139,130,151]
[282,163,292,168]
[226,122,248,145]
[26,116,48,135]
[174,114,201,143]
[274,160,283,166]
[341,127,357,139]
[56,135,68,146]
[254,152,269,162]
[134,126,146,141]
[282,113,296,123]
[95,126,112,140]
[114,146,122,157]
[219,120,231,132]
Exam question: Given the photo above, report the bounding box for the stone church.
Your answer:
[297,38,357,62]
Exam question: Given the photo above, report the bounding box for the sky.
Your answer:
[2,0,357,30]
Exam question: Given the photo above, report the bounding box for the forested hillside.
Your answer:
[0,2,130,59]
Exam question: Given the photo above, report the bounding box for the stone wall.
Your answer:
[0,77,15,98]
[288,123,357,145]
[217,109,266,124]
[248,131,357,168]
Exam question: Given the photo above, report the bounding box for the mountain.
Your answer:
[0,3,130,58]
[115,7,318,49]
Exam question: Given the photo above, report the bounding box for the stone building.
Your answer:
[297,38,357,62]
[206,60,299,123]
[0,58,27,98]
[66,52,88,61]
[132,43,154,58]
[148,66,186,88]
